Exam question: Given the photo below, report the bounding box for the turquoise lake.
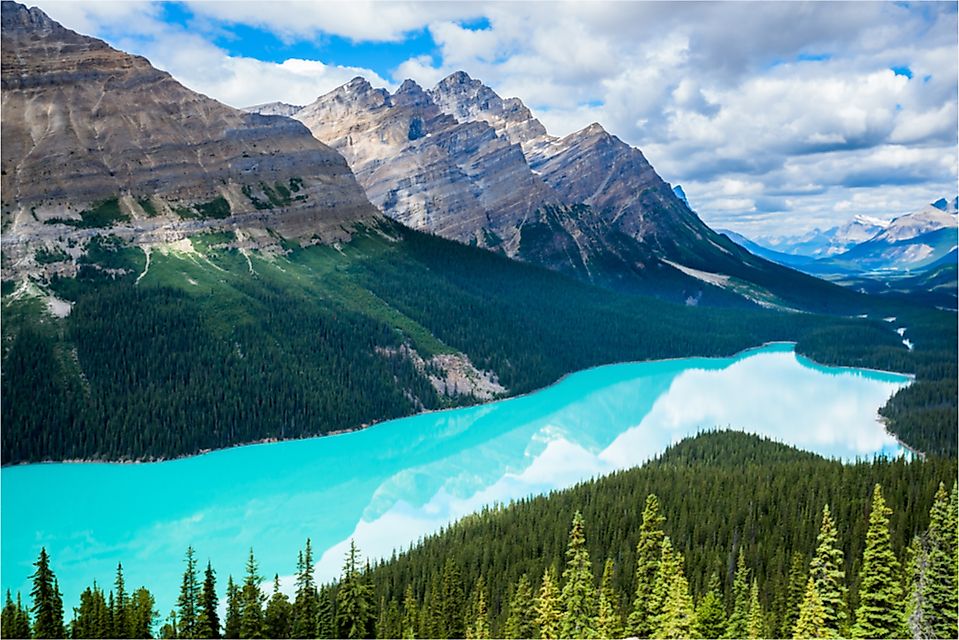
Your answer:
[1,343,911,615]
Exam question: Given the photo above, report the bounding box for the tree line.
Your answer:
[4,477,954,638]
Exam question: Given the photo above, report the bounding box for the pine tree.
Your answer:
[31,547,64,639]
[808,504,847,637]
[292,541,318,639]
[650,536,680,626]
[920,482,958,639]
[596,559,622,639]
[439,557,465,639]
[746,581,764,640]
[779,552,807,638]
[401,584,418,639]
[653,551,695,639]
[316,591,335,639]
[560,511,597,639]
[695,574,727,639]
[113,563,129,639]
[336,540,373,640]
[264,575,292,639]
[177,547,200,639]
[2,590,18,639]
[95,585,112,639]
[196,561,220,639]
[239,549,265,639]
[14,593,31,639]
[224,577,241,639]
[160,609,178,639]
[723,551,750,639]
[793,577,827,639]
[129,587,157,639]
[535,567,562,640]
[466,575,490,639]
[107,591,116,639]
[628,495,666,638]
[504,574,535,640]
[851,484,903,639]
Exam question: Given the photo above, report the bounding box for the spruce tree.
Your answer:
[224,577,241,639]
[439,557,465,639]
[723,551,750,639]
[14,593,31,639]
[596,559,623,639]
[336,540,373,640]
[466,575,490,639]
[196,561,220,639]
[31,547,64,639]
[535,567,561,640]
[239,549,265,639]
[401,584,418,639]
[2,590,18,639]
[653,551,695,639]
[129,587,157,639]
[780,552,807,637]
[560,511,597,639]
[695,574,727,639]
[292,541,318,639]
[920,482,958,639]
[113,563,129,639]
[746,581,764,640]
[649,536,680,626]
[793,577,827,639]
[851,484,903,639]
[177,547,199,640]
[808,504,847,637]
[316,591,335,639]
[264,575,292,639]
[504,574,535,640]
[160,609,178,639]
[628,495,666,638]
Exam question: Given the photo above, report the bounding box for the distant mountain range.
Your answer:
[720,198,958,308]
[724,199,957,275]
[243,73,862,312]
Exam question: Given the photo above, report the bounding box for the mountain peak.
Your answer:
[1,1,59,35]
[437,70,475,88]
[346,76,374,93]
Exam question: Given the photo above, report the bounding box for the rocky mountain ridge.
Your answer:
[279,71,857,310]
[1,1,380,280]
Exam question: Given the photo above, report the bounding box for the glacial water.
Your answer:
[1,343,911,615]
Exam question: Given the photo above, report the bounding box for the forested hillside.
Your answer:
[3,433,956,639]
[2,221,955,464]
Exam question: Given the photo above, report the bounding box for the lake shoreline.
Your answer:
[2,340,916,469]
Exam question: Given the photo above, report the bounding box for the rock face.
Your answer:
[244,101,304,117]
[296,70,801,304]
[295,77,556,245]
[0,1,378,248]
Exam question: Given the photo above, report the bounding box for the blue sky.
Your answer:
[33,1,959,237]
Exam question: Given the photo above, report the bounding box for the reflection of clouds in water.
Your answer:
[316,433,612,582]
[317,349,908,582]
[603,351,905,466]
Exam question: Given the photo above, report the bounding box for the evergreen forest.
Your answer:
[3,432,956,640]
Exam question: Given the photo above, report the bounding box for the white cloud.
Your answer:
[29,0,959,235]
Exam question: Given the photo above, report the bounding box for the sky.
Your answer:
[32,0,959,238]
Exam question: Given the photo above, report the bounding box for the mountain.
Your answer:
[733,200,957,277]
[0,0,378,268]
[717,229,816,269]
[294,71,864,312]
[759,215,890,258]
[244,101,304,117]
